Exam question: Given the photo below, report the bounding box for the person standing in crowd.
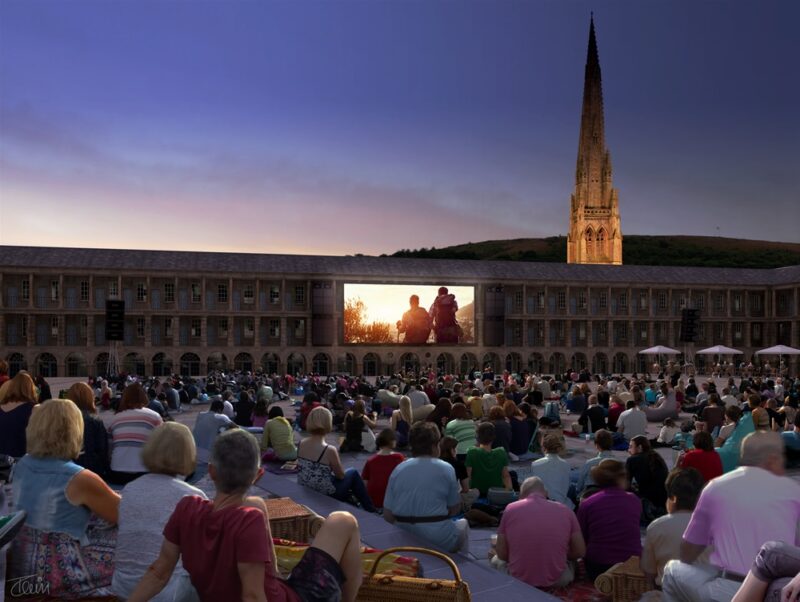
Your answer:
[662,432,800,602]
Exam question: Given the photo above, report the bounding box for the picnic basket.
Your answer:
[264,497,323,543]
[357,546,471,602]
[594,555,652,602]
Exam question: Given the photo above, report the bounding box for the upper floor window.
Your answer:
[109,281,119,298]
[618,293,628,310]
[51,316,59,335]
[294,285,305,305]
[217,283,228,303]
[80,281,90,302]
[269,319,280,338]
[733,294,742,312]
[51,280,59,301]
[191,283,201,303]
[191,318,202,337]
[714,293,725,312]
[243,284,255,304]
[578,291,587,309]
[164,283,175,303]
[513,291,523,312]
[136,317,145,337]
[219,317,228,335]
[244,318,255,337]
[270,285,280,305]
[599,292,608,309]
[638,292,647,310]
[21,280,30,301]
[136,282,147,302]
[557,291,566,310]
[536,292,545,310]
[658,292,667,310]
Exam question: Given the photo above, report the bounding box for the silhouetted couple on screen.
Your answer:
[396,287,461,344]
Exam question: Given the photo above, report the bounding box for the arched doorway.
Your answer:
[260,353,280,375]
[459,353,478,378]
[505,352,522,373]
[6,352,27,377]
[36,353,58,377]
[234,352,254,373]
[482,352,501,374]
[65,353,87,377]
[436,353,455,375]
[123,352,145,376]
[399,353,419,374]
[362,353,381,377]
[612,352,629,374]
[207,352,228,373]
[592,353,608,375]
[286,353,306,376]
[570,352,588,372]
[312,353,331,376]
[528,352,545,374]
[152,352,173,377]
[94,352,109,376]
[337,353,356,375]
[180,353,201,376]
[549,352,566,375]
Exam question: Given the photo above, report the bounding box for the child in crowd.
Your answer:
[251,398,268,428]
[655,418,679,447]
[440,436,479,511]
[361,429,404,509]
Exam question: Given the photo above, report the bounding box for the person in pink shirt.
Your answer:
[662,431,800,602]
[494,476,586,589]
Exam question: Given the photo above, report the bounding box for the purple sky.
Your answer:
[1,0,798,255]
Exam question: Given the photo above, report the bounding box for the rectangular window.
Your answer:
[80,281,90,302]
[557,291,566,310]
[51,316,59,335]
[80,316,88,338]
[50,280,59,301]
[243,284,255,304]
[269,319,280,338]
[733,323,743,340]
[598,322,607,338]
[244,318,254,337]
[191,283,201,303]
[715,293,725,312]
[696,295,705,311]
[136,282,147,302]
[164,282,175,303]
[658,292,667,310]
[639,292,648,310]
[578,291,587,309]
[109,281,119,297]
[217,283,228,303]
[536,292,545,310]
[679,294,687,309]
[599,292,608,309]
[270,285,280,305]
[21,280,30,301]
[191,318,202,337]
[136,317,145,337]
[514,291,523,312]
[733,294,742,312]
[619,293,628,310]
[164,318,173,338]
[219,317,228,335]
[294,285,305,305]
[294,319,305,339]
[750,294,762,311]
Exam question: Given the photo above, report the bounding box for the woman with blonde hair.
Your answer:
[108,383,163,484]
[66,381,109,478]
[0,371,37,458]
[391,395,413,449]
[112,422,206,601]
[10,398,120,599]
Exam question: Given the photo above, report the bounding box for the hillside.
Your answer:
[386,236,800,269]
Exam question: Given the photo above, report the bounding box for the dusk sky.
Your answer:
[1,0,798,256]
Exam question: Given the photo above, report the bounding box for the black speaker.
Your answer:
[311,282,334,345]
[484,286,505,346]
[105,299,125,341]
[679,308,700,343]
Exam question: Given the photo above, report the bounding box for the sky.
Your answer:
[1,0,798,256]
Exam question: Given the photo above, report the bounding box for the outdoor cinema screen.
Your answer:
[343,284,475,344]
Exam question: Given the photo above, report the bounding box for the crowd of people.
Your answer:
[1,357,799,601]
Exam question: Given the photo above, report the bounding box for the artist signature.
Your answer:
[8,574,51,597]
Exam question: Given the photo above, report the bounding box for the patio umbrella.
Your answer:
[638,345,681,355]
[755,345,800,377]
[696,345,743,355]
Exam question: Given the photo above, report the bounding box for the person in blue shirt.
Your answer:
[383,422,468,553]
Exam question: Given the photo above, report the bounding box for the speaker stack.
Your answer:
[679,308,700,343]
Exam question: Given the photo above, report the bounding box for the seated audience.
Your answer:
[575,429,615,498]
[566,386,587,414]
[640,468,708,589]
[66,381,109,479]
[298,391,321,430]
[488,405,512,454]
[731,541,800,602]
[297,407,376,512]
[617,399,648,441]
[607,394,625,431]
[193,399,235,464]
[112,423,206,601]
[700,393,725,436]
[662,432,800,602]
[717,404,756,473]
[495,476,586,589]
[261,405,297,461]
[750,393,771,430]
[505,400,531,458]
[782,413,800,467]
[128,429,364,602]
[466,421,512,496]
[439,436,478,510]
[577,459,642,580]
[10,399,120,599]
[655,417,679,447]
[426,398,453,432]
[390,395,413,449]
[251,398,268,428]
[361,429,404,509]
[233,390,255,427]
[715,404,742,447]
[108,383,163,484]
[530,434,573,509]
[627,435,669,521]
[0,371,37,458]
[467,388,484,419]
[444,402,477,460]
[339,397,377,453]
[578,394,607,434]
[383,422,469,553]
[645,383,680,422]
[678,430,723,483]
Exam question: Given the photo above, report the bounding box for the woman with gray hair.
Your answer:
[129,429,364,602]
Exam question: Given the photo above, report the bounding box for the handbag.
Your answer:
[357,546,471,602]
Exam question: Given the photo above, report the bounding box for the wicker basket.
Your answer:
[264,497,323,543]
[594,555,652,602]
[357,547,471,602]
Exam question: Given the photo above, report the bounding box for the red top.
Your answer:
[361,452,405,508]
[164,496,299,602]
[680,449,723,483]
[608,404,624,429]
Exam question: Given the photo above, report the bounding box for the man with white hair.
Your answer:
[493,476,586,589]
[662,431,800,602]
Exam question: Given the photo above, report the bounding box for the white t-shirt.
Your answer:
[721,394,738,408]
[408,389,431,410]
[112,474,207,601]
[222,400,235,418]
[617,408,648,439]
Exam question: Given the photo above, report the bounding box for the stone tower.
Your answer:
[567,15,623,265]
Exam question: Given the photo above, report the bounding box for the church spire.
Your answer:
[567,15,623,265]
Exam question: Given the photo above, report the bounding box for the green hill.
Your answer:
[385,236,800,269]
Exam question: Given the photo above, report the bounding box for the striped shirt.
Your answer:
[109,408,163,473]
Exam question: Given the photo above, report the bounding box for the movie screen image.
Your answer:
[343,284,475,344]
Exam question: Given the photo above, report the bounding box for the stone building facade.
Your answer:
[1,246,798,378]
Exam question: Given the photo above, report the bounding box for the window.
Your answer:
[164,283,175,303]
[191,283,201,303]
[658,292,667,311]
[270,285,280,305]
[51,316,59,336]
[750,294,762,312]
[51,280,59,301]
[715,323,725,341]
[294,285,305,305]
[109,281,119,298]
[80,316,88,338]
[599,292,608,309]
[269,319,280,338]
[514,291,523,312]
[243,284,255,304]
[294,319,305,339]
[597,322,607,338]
[191,318,202,337]
[639,323,648,341]
[219,317,228,335]
[557,291,566,310]
[80,281,89,302]
[217,283,228,303]
[164,318,173,338]
[619,293,628,310]
[536,292,545,310]
[639,292,647,310]
[733,294,742,312]
[752,323,762,340]
[678,294,687,309]
[136,282,147,302]
[714,293,725,313]
[733,323,743,340]
[21,280,30,301]
[578,291,587,309]
[696,295,705,311]
[244,318,254,337]
[21,316,28,338]
[136,317,145,337]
